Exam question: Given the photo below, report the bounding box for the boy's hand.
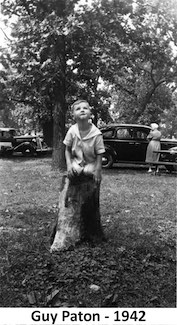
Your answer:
[67,163,82,178]
[67,164,75,178]
[93,168,102,184]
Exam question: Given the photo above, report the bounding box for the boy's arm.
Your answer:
[65,146,74,178]
[93,154,103,184]
[93,133,105,183]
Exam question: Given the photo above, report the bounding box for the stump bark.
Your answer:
[50,174,105,251]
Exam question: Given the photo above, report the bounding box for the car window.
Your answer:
[102,129,114,139]
[135,130,148,140]
[3,131,12,139]
[116,128,133,139]
[0,129,16,139]
[10,129,16,136]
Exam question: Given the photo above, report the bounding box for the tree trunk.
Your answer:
[50,174,105,252]
[42,119,53,147]
[51,33,67,171]
[52,100,66,171]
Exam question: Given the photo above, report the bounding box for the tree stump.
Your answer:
[50,174,105,252]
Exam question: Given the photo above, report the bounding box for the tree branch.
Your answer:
[8,97,35,106]
[115,82,137,98]
[22,0,31,15]
[0,27,12,43]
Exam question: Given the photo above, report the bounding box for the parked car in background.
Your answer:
[0,128,16,154]
[0,127,51,157]
[101,124,177,172]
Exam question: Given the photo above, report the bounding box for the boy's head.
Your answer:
[71,99,90,111]
[72,99,91,121]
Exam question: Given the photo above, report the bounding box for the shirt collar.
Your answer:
[74,123,101,140]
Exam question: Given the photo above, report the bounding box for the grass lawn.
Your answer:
[0,157,176,307]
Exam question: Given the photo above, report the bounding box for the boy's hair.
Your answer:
[71,99,90,111]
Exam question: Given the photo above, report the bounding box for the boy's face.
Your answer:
[73,101,91,121]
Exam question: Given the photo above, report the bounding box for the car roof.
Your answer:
[100,123,151,130]
[14,135,38,138]
[0,128,16,131]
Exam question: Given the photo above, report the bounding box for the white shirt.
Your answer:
[63,123,105,165]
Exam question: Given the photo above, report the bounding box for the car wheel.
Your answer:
[22,147,35,157]
[102,152,114,168]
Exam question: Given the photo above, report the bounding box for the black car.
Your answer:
[0,127,51,157]
[101,124,177,172]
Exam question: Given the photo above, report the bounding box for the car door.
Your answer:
[132,128,149,162]
[110,127,137,162]
[102,128,116,151]
[0,130,13,152]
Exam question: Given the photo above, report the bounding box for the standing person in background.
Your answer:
[146,123,161,174]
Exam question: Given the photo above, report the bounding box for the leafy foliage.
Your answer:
[105,0,177,123]
[1,0,177,167]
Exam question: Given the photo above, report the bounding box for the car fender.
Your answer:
[169,146,177,153]
[166,146,177,172]
[13,142,36,152]
[104,145,117,159]
[167,146,177,162]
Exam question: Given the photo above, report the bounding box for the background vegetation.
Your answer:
[0,0,177,169]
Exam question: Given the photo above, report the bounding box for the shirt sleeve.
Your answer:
[147,131,153,139]
[63,127,73,147]
[95,134,105,154]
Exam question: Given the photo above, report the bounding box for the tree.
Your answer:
[89,0,177,123]
[0,66,16,127]
[161,89,177,137]
[1,0,114,168]
[1,0,80,170]
[1,0,177,164]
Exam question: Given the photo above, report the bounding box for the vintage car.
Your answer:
[0,127,51,157]
[0,128,16,153]
[101,124,177,172]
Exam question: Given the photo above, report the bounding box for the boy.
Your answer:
[63,99,105,184]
